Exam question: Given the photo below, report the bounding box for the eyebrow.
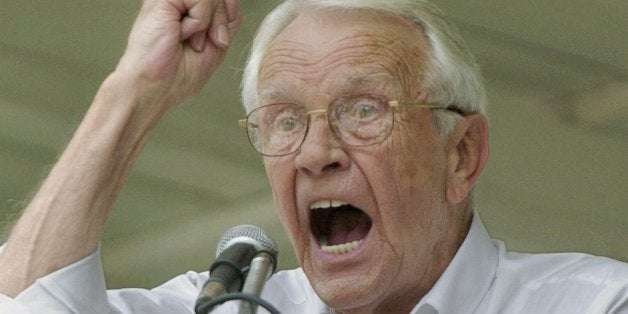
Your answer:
[258,71,402,104]
[333,72,400,93]
[258,85,296,104]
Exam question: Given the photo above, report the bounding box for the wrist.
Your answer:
[97,69,170,127]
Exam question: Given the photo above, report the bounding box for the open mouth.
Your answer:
[310,200,373,254]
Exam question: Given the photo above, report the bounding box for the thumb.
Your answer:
[208,0,231,47]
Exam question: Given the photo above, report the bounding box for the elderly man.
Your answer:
[0,0,626,313]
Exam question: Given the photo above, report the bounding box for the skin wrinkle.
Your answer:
[259,33,426,100]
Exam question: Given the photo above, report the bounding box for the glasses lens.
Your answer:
[246,104,308,156]
[329,94,393,146]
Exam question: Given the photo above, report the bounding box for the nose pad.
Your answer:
[295,114,350,176]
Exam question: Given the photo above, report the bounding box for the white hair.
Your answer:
[241,0,488,135]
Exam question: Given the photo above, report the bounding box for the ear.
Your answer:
[446,114,490,204]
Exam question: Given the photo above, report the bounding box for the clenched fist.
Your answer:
[117,0,242,109]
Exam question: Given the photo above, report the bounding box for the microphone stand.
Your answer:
[239,252,276,314]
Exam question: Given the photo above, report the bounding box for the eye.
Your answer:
[270,107,304,133]
[329,94,388,127]
[277,116,298,131]
[356,103,376,119]
[348,97,383,121]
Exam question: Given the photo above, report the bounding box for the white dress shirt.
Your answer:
[1,215,627,313]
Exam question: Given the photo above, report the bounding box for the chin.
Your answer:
[305,265,393,313]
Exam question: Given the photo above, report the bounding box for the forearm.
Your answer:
[0,0,242,299]
[0,71,165,297]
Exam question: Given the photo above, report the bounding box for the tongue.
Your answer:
[327,207,371,245]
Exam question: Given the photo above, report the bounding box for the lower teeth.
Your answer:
[320,238,364,254]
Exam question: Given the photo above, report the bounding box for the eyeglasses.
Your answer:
[239,93,461,157]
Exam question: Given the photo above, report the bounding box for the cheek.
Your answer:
[393,121,451,240]
[263,157,305,254]
[371,116,448,229]
[264,159,297,226]
[389,118,444,190]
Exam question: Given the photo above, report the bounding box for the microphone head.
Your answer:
[216,225,278,258]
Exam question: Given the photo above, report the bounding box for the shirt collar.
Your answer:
[411,212,499,314]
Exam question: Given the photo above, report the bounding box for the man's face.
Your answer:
[258,10,465,313]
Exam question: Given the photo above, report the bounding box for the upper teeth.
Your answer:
[310,200,348,209]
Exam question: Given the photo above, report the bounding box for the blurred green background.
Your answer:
[0,0,626,289]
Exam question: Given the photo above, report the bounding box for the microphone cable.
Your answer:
[195,292,281,314]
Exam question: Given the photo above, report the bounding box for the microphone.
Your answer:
[195,225,278,314]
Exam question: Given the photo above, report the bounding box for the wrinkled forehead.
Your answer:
[257,8,431,104]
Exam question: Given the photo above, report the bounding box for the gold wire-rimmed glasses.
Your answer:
[238,93,461,157]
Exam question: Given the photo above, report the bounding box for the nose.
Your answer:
[294,113,351,177]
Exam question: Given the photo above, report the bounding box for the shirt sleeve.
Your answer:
[0,246,110,314]
[0,245,236,314]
